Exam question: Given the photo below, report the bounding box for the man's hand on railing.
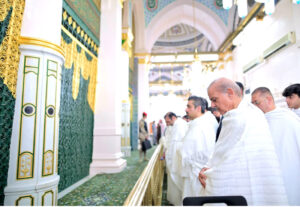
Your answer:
[160,152,165,160]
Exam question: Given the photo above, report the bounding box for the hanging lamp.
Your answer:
[293,0,300,4]
[223,0,233,9]
[222,0,283,17]
[265,0,275,15]
[222,0,248,17]
[237,0,248,18]
[192,0,202,71]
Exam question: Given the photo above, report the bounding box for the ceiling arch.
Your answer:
[151,23,215,53]
[132,0,147,53]
[144,0,229,52]
[143,0,230,27]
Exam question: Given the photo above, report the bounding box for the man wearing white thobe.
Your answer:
[162,124,172,167]
[178,96,218,201]
[161,125,172,152]
[204,109,219,129]
[282,83,300,118]
[292,108,300,117]
[252,87,300,205]
[164,112,188,206]
[199,78,288,206]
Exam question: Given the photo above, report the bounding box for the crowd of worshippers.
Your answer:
[144,78,300,206]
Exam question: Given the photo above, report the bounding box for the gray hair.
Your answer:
[252,87,274,100]
[209,78,242,97]
[188,96,207,113]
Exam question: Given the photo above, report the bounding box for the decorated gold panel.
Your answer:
[0,0,25,97]
[61,27,98,111]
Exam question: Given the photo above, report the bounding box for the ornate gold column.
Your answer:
[4,0,64,205]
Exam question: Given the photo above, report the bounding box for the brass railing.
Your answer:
[124,144,165,206]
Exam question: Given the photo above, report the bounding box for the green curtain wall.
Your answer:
[58,64,94,192]
[0,7,14,205]
[0,78,15,205]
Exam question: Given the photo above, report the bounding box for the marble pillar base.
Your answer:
[90,130,127,175]
[4,176,59,206]
[90,152,126,175]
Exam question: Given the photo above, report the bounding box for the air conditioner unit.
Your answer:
[263,31,296,59]
[243,56,262,73]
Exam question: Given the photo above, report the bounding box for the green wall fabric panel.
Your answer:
[0,7,14,204]
[0,7,12,45]
[58,65,94,192]
[63,1,100,47]
[0,77,15,205]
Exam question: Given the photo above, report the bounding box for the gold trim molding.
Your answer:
[19,37,65,57]
[61,27,97,59]
[136,54,151,64]
[122,28,134,57]
[16,195,34,206]
[138,58,148,64]
[119,0,125,8]
[135,53,151,57]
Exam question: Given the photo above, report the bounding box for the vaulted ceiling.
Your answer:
[141,0,257,53]
[64,0,259,96]
[63,0,258,53]
[151,23,214,53]
[141,0,247,96]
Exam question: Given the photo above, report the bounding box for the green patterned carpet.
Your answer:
[161,171,171,206]
[58,147,157,206]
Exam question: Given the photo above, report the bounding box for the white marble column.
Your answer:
[121,1,133,156]
[5,0,63,205]
[137,56,150,120]
[90,0,126,175]
[121,100,131,156]
[120,50,131,156]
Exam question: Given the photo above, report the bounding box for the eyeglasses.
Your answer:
[210,97,218,103]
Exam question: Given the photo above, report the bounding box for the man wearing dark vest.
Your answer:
[139,112,149,162]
